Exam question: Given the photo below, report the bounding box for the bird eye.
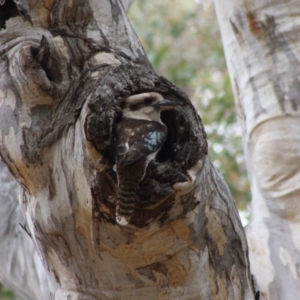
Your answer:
[119,100,126,109]
[144,97,153,105]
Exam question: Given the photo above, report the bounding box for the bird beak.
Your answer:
[152,99,180,110]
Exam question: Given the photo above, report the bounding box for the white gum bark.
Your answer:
[121,0,133,11]
[213,0,300,299]
[0,160,51,300]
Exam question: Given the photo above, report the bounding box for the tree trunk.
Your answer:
[213,0,300,299]
[0,1,254,299]
[121,0,133,11]
[0,160,51,299]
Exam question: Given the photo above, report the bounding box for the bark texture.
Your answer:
[0,0,254,299]
[121,0,133,11]
[0,159,50,299]
[213,0,300,299]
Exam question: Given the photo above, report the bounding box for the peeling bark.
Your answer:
[0,159,50,300]
[214,0,300,299]
[0,0,254,299]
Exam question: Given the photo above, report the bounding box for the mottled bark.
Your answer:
[213,0,300,299]
[0,0,253,299]
[0,159,51,300]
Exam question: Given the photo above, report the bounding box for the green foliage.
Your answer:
[129,0,250,210]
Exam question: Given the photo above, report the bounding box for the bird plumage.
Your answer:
[115,92,179,226]
[116,119,167,168]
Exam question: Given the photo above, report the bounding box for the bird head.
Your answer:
[122,92,179,121]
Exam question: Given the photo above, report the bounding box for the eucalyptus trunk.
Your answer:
[0,0,254,299]
[213,0,300,299]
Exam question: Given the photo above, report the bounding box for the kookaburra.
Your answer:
[115,92,179,226]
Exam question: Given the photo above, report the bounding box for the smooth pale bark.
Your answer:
[121,0,133,11]
[0,1,254,299]
[0,160,50,299]
[213,0,300,299]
